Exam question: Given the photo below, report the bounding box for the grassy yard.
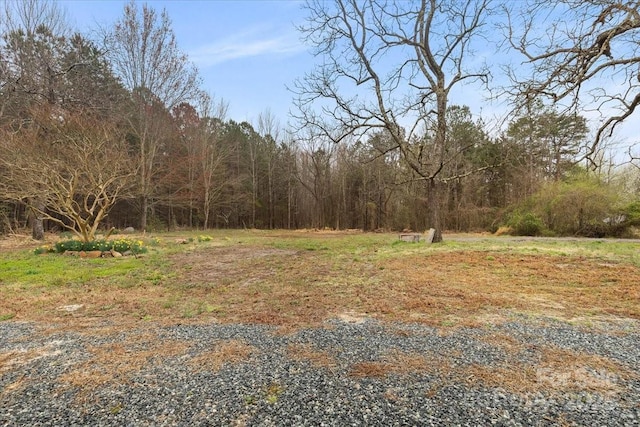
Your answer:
[0,230,639,329]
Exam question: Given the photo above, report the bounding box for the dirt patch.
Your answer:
[171,246,298,284]
[132,247,640,328]
[166,246,360,327]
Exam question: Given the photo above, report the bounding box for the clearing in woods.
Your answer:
[1,230,639,403]
[0,230,638,328]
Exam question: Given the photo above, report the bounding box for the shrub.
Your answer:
[504,173,626,237]
[83,239,112,252]
[506,211,545,236]
[622,201,640,227]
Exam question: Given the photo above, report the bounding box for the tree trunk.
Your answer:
[427,179,443,243]
[30,199,45,241]
[140,195,148,231]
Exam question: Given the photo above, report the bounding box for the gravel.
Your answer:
[1,317,639,426]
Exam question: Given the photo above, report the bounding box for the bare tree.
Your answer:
[196,94,229,229]
[505,0,640,162]
[256,109,281,229]
[0,108,135,242]
[293,0,491,241]
[295,132,337,229]
[103,0,200,230]
[1,0,68,37]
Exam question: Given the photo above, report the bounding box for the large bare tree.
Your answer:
[0,108,135,242]
[293,0,491,241]
[505,0,640,163]
[103,0,200,230]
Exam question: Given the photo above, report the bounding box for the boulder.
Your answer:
[80,250,103,258]
[123,226,135,234]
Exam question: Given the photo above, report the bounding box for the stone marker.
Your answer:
[399,233,421,242]
[425,228,436,244]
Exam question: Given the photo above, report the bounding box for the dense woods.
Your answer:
[1,0,640,241]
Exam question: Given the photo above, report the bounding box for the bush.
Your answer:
[506,211,545,236]
[504,173,627,237]
[83,239,112,252]
[622,201,640,227]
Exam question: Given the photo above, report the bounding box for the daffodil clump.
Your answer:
[33,244,55,255]
[51,238,147,254]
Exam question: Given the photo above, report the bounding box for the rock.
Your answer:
[80,250,102,258]
[56,304,83,312]
[399,233,421,242]
[425,228,436,244]
[123,226,135,234]
[110,249,123,258]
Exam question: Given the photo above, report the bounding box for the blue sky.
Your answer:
[61,0,310,125]
[59,0,637,156]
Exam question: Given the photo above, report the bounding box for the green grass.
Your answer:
[1,230,639,326]
[0,251,144,286]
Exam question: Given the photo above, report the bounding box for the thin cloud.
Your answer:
[190,27,306,67]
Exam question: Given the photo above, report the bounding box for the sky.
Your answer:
[60,0,311,126]
[58,0,637,158]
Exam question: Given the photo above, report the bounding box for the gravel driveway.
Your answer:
[1,316,639,426]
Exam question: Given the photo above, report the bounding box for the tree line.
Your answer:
[1,0,639,242]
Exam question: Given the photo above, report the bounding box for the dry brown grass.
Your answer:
[177,247,640,328]
[344,343,635,396]
[189,339,256,373]
[349,350,437,378]
[462,345,635,395]
[2,232,639,330]
[378,251,640,325]
[59,330,190,389]
[287,343,337,369]
[3,232,637,404]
